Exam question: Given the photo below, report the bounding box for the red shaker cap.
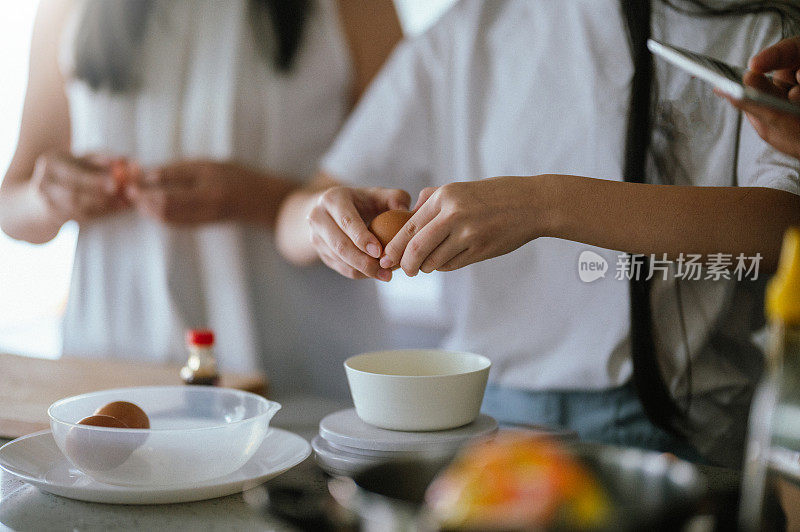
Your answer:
[186,329,214,346]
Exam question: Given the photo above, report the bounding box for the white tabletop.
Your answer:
[0,395,349,532]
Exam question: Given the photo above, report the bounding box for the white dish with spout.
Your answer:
[0,428,310,504]
[48,386,280,486]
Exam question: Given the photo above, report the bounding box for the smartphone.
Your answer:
[647,39,800,116]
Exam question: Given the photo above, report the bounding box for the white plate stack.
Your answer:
[312,409,498,477]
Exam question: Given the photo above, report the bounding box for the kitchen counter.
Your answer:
[0,392,753,532]
[0,395,349,532]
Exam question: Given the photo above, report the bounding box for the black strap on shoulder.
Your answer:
[620,0,687,438]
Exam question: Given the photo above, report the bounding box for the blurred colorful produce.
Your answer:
[425,432,610,530]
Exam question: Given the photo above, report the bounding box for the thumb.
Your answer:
[366,187,411,212]
[743,70,786,99]
[788,85,800,104]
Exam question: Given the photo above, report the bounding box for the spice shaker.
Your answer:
[180,329,220,386]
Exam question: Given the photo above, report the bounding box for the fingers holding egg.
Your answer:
[369,210,414,272]
[374,206,449,275]
[398,216,455,277]
[419,234,463,274]
[368,209,413,248]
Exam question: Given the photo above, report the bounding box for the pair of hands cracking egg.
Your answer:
[310,176,542,280]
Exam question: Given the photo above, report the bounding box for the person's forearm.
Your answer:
[539,174,800,271]
[234,165,300,228]
[275,172,343,265]
[275,188,322,265]
[0,182,65,244]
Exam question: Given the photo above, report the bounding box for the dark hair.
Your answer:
[72,0,312,92]
[625,0,800,441]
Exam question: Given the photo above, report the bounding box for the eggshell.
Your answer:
[94,401,150,429]
[65,415,137,471]
[369,210,413,247]
[78,415,129,428]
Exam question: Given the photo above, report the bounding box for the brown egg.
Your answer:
[66,415,136,471]
[78,414,129,428]
[369,210,413,247]
[94,401,150,429]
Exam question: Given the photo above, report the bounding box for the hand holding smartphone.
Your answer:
[647,39,800,116]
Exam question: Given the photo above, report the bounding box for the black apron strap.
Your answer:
[620,0,687,438]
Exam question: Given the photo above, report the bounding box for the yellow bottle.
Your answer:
[740,228,800,530]
[766,227,800,328]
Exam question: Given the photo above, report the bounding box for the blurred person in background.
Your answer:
[0,0,401,399]
[276,0,800,467]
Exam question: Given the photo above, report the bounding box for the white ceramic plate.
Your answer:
[312,434,386,477]
[319,409,498,452]
[0,428,310,505]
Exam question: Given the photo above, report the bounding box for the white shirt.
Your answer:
[61,0,387,398]
[321,0,800,451]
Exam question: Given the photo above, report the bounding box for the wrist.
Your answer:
[257,177,301,227]
[225,164,298,227]
[26,180,69,228]
[275,187,324,265]
[524,173,565,240]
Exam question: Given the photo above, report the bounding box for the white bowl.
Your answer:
[48,386,280,486]
[344,349,491,431]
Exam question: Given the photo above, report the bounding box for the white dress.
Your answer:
[321,0,800,460]
[60,0,387,398]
